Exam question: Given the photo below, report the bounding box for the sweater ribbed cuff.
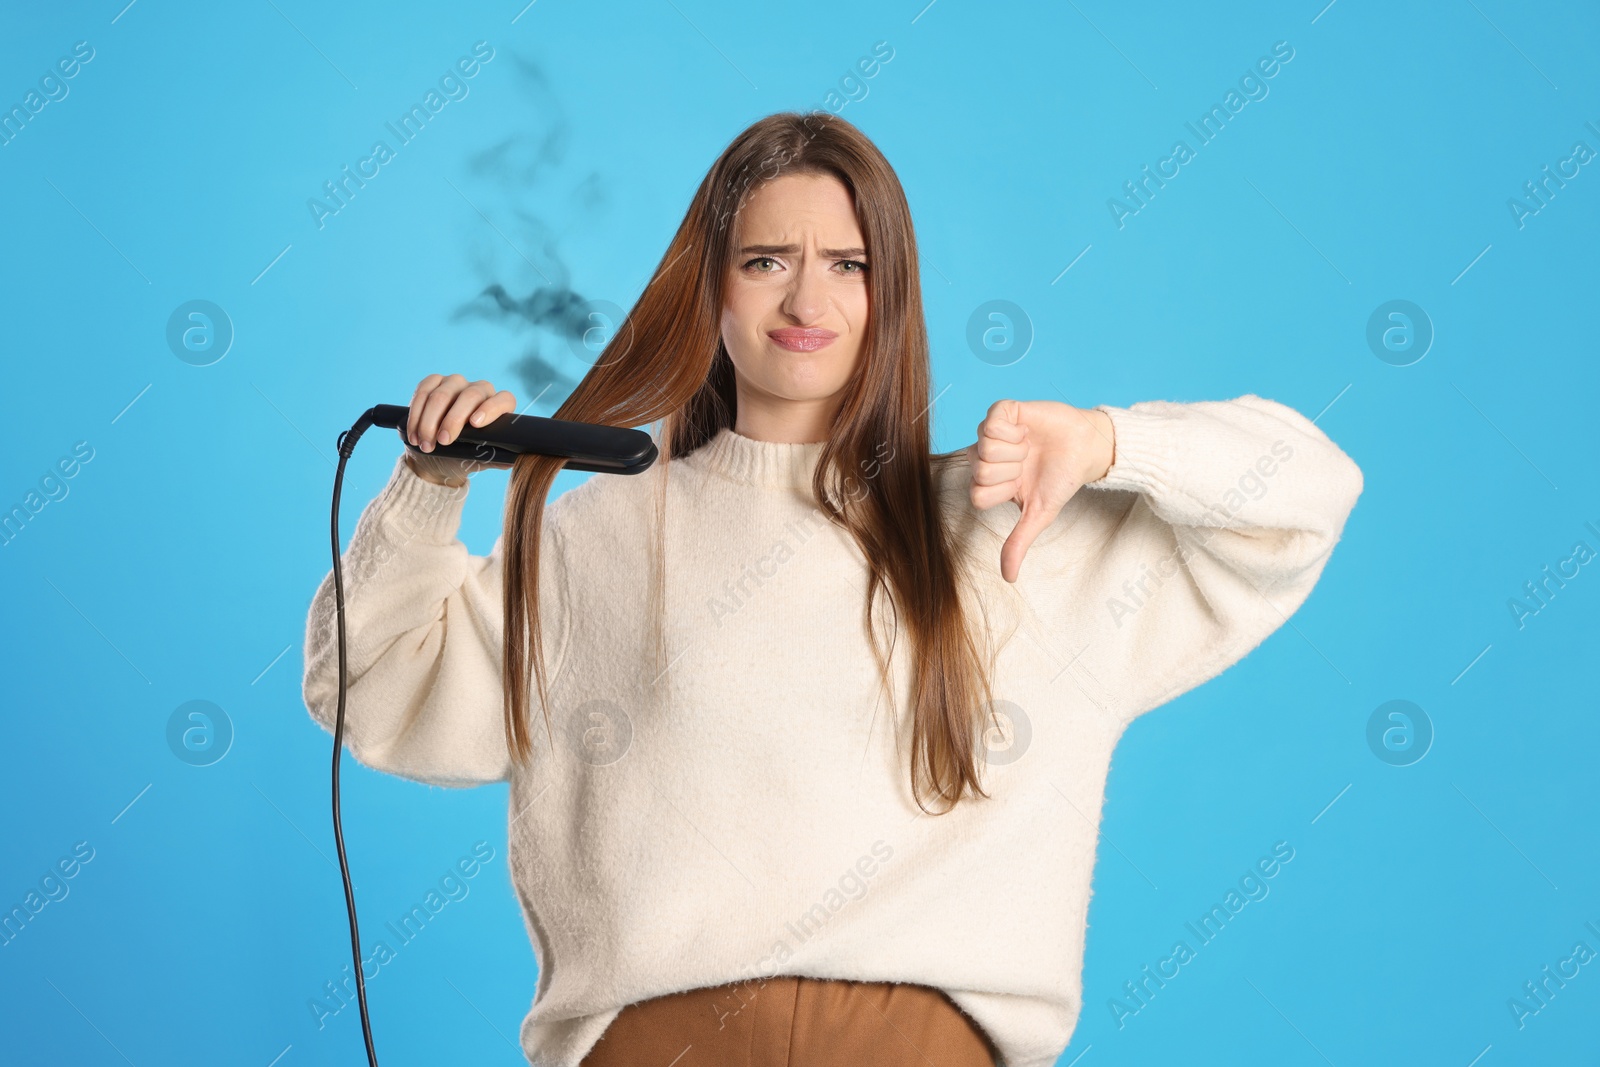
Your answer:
[1082,403,1173,498]
[373,453,470,546]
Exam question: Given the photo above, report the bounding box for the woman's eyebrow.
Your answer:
[740,243,867,258]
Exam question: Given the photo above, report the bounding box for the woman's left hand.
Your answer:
[967,399,1117,583]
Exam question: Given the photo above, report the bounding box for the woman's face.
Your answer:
[720,171,869,439]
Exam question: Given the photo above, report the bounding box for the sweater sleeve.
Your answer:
[1028,394,1363,725]
[300,454,572,787]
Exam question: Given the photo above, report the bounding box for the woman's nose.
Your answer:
[782,264,827,320]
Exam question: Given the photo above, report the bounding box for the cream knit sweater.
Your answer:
[301,393,1363,1067]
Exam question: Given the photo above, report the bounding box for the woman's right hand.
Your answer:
[403,374,519,487]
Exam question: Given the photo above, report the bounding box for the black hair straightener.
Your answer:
[365,402,659,474]
[323,403,657,1067]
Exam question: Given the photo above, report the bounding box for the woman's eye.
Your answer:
[745,256,778,272]
[839,260,868,274]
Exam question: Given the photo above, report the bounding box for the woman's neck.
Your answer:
[731,393,840,445]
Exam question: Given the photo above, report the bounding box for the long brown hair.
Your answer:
[502,110,1002,814]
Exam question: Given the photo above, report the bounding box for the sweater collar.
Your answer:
[687,426,827,489]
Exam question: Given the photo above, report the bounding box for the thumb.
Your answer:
[1000,495,1058,584]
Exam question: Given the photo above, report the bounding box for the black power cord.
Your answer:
[318,404,654,1067]
[331,408,382,1067]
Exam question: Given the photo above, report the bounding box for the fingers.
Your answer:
[437,380,498,446]
[978,402,1028,446]
[411,373,470,450]
[969,479,1019,510]
[407,375,512,452]
[468,388,518,429]
[967,405,1032,511]
[972,402,1029,478]
[970,439,1028,477]
[406,374,444,448]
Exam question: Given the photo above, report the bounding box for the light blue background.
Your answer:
[2,1,1596,1064]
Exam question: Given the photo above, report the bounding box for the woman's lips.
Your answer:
[767,328,837,352]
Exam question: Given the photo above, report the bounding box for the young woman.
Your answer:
[302,111,1363,1067]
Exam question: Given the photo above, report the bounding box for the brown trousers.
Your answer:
[579,975,999,1067]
